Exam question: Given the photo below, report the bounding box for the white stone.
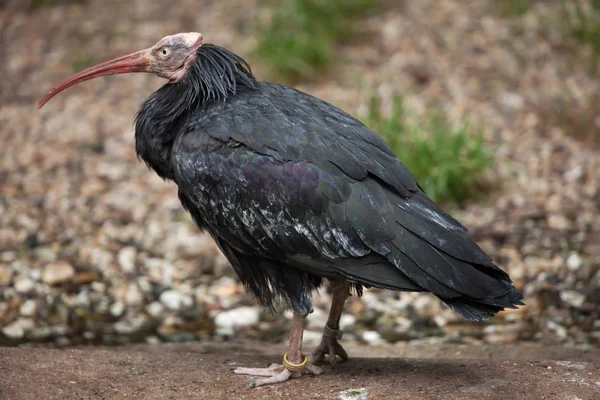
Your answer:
[159,290,193,311]
[14,278,35,293]
[2,318,35,339]
[146,301,164,318]
[113,315,148,335]
[560,290,586,308]
[566,253,583,271]
[302,330,324,344]
[214,306,260,330]
[118,246,137,273]
[339,314,356,330]
[125,283,143,306]
[42,261,75,285]
[307,308,327,330]
[361,330,382,344]
[19,299,37,317]
[109,301,125,317]
[339,388,368,400]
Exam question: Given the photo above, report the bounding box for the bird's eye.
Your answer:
[160,47,170,57]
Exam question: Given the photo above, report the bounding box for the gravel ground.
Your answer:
[1,341,599,400]
[1,0,599,348]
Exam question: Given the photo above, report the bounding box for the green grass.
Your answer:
[562,0,600,71]
[363,96,494,206]
[254,0,375,81]
[72,53,95,72]
[493,0,531,17]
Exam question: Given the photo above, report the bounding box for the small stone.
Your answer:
[42,261,75,285]
[560,290,586,308]
[547,320,568,339]
[2,322,25,339]
[500,92,524,109]
[75,291,91,308]
[19,299,36,317]
[146,335,160,345]
[214,306,260,330]
[361,330,382,344]
[110,301,125,317]
[83,331,95,340]
[307,308,328,330]
[159,290,193,311]
[1,252,17,262]
[14,278,35,293]
[29,326,52,339]
[125,283,143,306]
[566,253,583,271]
[339,388,367,400]
[113,315,149,335]
[118,246,137,273]
[146,301,164,318]
[0,264,13,285]
[73,271,99,285]
[339,314,356,330]
[2,318,35,339]
[33,247,57,263]
[55,337,71,347]
[302,330,324,344]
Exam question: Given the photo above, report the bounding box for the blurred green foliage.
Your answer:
[254,0,375,81]
[494,0,531,16]
[363,96,494,206]
[72,54,96,72]
[563,0,600,71]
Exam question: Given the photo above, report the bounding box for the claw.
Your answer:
[310,334,349,367]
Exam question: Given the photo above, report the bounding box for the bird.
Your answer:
[38,32,523,387]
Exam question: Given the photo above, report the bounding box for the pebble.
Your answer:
[19,299,37,317]
[160,290,193,311]
[361,330,383,344]
[214,306,260,330]
[0,265,13,285]
[339,314,356,330]
[118,246,137,273]
[560,290,586,308]
[2,318,35,340]
[29,326,52,339]
[566,253,583,271]
[339,388,368,400]
[146,301,164,317]
[42,261,75,285]
[110,301,125,317]
[113,314,149,335]
[14,278,35,294]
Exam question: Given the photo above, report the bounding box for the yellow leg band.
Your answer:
[283,352,308,372]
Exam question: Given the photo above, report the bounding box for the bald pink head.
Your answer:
[37,32,204,109]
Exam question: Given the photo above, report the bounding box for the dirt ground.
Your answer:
[1,341,599,400]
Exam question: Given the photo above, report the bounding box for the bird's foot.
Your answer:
[310,324,348,366]
[233,354,323,387]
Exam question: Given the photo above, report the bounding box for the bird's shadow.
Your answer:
[314,357,486,389]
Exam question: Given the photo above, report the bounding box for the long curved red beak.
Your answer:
[37,48,152,109]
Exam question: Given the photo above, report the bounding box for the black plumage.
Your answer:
[134,44,523,320]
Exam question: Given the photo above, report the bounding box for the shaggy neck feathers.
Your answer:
[134,44,256,179]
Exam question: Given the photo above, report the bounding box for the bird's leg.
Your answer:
[233,313,323,387]
[310,281,350,366]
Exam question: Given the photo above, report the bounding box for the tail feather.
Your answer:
[442,287,524,321]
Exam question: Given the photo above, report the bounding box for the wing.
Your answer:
[172,83,521,318]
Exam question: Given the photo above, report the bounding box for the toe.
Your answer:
[250,369,292,387]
